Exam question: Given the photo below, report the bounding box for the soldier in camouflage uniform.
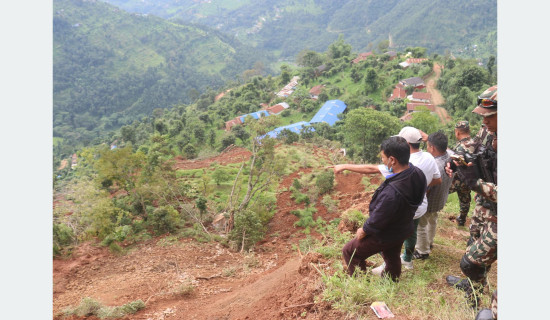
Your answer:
[448,121,478,226]
[445,85,498,314]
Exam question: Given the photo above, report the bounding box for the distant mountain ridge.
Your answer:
[54,0,272,149]
[103,0,497,60]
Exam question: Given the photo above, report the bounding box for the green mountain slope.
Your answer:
[102,0,496,61]
[54,0,272,149]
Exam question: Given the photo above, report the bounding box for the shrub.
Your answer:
[315,170,335,194]
[148,205,182,235]
[229,209,265,251]
[321,195,339,213]
[53,223,74,256]
[63,297,145,319]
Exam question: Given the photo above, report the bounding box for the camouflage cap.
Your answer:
[472,85,497,117]
[455,120,469,130]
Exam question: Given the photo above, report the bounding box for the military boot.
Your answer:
[456,213,467,226]
[446,276,483,309]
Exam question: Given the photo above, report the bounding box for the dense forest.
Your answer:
[104,0,497,62]
[54,0,273,156]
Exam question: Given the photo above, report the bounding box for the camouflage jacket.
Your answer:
[473,126,497,203]
[453,136,478,155]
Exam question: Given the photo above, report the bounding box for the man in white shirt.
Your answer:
[374,126,441,272]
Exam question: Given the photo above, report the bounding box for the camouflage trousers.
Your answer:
[465,199,497,267]
[448,176,471,215]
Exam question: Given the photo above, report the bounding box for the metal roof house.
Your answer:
[239,110,270,123]
[264,121,312,139]
[309,100,347,126]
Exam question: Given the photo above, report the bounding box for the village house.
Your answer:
[276,76,300,97]
[309,84,325,100]
[388,85,407,102]
[399,58,428,69]
[399,77,425,89]
[352,52,373,64]
[408,91,432,103]
[266,102,290,115]
[314,64,327,77]
[406,102,436,113]
[384,51,397,60]
[224,118,242,131]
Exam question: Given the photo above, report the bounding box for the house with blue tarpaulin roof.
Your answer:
[264,121,312,139]
[239,110,270,123]
[309,100,347,126]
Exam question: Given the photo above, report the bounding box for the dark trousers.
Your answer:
[342,236,406,281]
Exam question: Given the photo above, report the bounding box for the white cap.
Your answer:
[396,126,422,143]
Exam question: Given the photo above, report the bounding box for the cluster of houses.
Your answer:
[387,76,435,122]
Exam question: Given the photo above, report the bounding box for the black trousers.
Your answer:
[342,235,406,281]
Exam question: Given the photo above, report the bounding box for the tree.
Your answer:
[296,50,323,68]
[327,35,352,60]
[364,68,379,94]
[377,40,390,53]
[280,64,291,84]
[486,55,496,77]
[212,167,230,185]
[342,108,401,162]
[225,116,284,232]
[231,125,250,144]
[407,107,441,134]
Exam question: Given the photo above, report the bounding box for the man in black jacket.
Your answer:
[336,136,426,280]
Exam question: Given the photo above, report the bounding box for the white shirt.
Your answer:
[378,150,440,219]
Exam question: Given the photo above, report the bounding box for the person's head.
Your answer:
[380,136,410,168]
[396,126,422,150]
[427,131,448,156]
[454,120,470,139]
[472,85,497,133]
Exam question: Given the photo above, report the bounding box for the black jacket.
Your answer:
[363,163,427,243]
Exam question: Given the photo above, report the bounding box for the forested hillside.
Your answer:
[53,42,498,319]
[53,0,273,155]
[103,0,497,61]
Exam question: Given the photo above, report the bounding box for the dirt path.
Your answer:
[426,63,452,124]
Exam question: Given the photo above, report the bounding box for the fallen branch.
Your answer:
[196,273,222,280]
[282,302,315,310]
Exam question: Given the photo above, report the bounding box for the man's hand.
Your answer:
[356,227,366,240]
[445,161,455,178]
[332,164,347,174]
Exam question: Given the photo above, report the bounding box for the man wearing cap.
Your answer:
[448,121,479,226]
[334,136,426,281]
[446,85,498,311]
[371,126,441,272]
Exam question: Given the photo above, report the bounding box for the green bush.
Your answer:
[148,205,182,235]
[315,170,334,194]
[63,297,145,319]
[53,223,74,256]
[229,209,265,251]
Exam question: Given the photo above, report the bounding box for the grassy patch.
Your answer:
[63,297,145,319]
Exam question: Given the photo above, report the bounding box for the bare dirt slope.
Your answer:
[53,146,370,320]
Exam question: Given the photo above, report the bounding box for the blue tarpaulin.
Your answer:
[309,100,347,126]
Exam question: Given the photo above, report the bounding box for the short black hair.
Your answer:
[409,142,421,150]
[428,130,448,153]
[380,136,410,165]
